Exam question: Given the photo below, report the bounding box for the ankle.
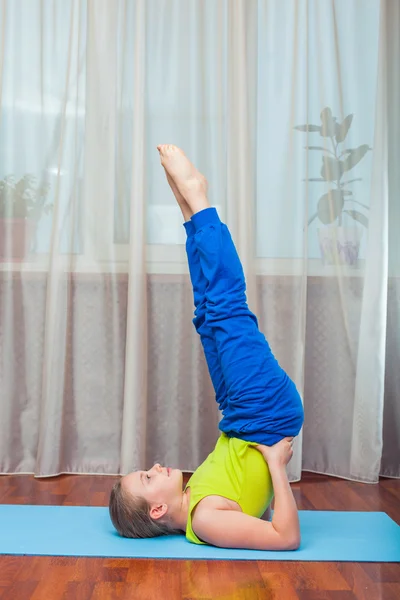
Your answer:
[189,195,211,215]
[179,201,193,222]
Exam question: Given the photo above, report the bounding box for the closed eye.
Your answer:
[146,474,151,480]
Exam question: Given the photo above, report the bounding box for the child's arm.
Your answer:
[256,438,300,545]
[192,506,300,551]
[266,460,300,545]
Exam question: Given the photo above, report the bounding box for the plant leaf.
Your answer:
[318,189,344,224]
[304,146,331,151]
[343,209,369,228]
[304,146,335,156]
[350,199,370,210]
[294,124,321,132]
[335,114,353,143]
[308,212,319,226]
[342,145,371,172]
[321,156,344,181]
[320,107,336,137]
[340,148,362,156]
[38,185,50,197]
[302,178,326,182]
[341,178,362,185]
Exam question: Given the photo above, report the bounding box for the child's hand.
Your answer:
[256,437,294,467]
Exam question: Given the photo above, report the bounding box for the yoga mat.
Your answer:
[0,505,399,562]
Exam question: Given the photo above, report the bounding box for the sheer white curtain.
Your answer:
[0,0,398,482]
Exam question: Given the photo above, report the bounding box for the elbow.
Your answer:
[285,535,301,551]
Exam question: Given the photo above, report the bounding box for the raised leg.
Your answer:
[185,221,229,413]
[163,165,229,412]
[191,208,304,444]
[158,144,304,445]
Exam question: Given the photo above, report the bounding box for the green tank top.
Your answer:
[185,433,274,544]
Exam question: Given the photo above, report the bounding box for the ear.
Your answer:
[149,503,168,521]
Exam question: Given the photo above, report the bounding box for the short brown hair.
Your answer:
[109,479,183,538]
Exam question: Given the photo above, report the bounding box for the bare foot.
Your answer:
[157,144,210,214]
[164,169,193,222]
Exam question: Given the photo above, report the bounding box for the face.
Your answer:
[122,464,183,520]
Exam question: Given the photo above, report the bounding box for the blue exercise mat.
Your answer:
[0,505,399,562]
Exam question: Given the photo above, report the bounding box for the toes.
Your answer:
[157,144,181,156]
[157,144,172,156]
[157,144,168,155]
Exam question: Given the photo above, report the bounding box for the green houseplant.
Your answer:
[295,107,371,266]
[0,174,52,260]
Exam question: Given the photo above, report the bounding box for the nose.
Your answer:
[152,463,162,473]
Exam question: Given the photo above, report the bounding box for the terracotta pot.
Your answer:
[0,218,35,261]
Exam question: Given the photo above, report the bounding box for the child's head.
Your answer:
[109,463,184,538]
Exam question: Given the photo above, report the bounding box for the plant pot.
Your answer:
[317,226,363,267]
[0,218,35,261]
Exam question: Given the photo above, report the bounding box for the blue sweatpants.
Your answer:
[184,207,304,446]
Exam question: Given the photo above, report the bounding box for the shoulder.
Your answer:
[194,494,241,515]
[190,495,241,543]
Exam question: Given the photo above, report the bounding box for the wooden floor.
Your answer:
[0,472,399,600]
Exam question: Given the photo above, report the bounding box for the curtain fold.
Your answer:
[36,0,81,475]
[381,0,400,478]
[119,0,149,474]
[350,0,388,482]
[0,0,398,482]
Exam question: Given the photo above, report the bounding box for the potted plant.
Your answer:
[0,174,52,260]
[295,107,371,266]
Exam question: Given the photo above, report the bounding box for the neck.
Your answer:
[173,487,191,532]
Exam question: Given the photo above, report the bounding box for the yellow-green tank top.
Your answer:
[185,433,274,545]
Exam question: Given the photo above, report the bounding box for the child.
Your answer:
[109,145,304,550]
